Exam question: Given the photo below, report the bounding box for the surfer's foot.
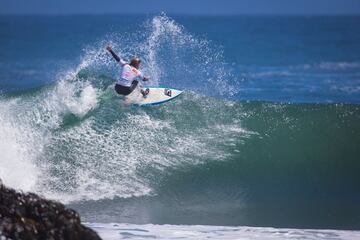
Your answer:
[141,88,150,98]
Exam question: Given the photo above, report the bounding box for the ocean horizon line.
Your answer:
[1,12,360,17]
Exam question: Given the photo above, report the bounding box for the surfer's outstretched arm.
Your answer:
[106,46,127,66]
[106,46,120,62]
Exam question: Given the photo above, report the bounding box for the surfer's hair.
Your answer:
[130,57,141,69]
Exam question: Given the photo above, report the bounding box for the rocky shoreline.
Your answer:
[0,180,101,240]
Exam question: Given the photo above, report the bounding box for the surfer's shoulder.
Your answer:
[119,58,128,66]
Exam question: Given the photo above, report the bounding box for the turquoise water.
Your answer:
[0,14,360,232]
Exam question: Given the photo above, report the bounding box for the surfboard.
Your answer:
[124,86,183,106]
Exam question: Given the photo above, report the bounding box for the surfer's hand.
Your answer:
[143,76,150,81]
[106,46,112,51]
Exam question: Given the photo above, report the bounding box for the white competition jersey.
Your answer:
[117,59,143,87]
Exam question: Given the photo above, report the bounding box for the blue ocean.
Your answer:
[1,14,360,239]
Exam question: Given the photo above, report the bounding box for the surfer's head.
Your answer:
[130,57,141,69]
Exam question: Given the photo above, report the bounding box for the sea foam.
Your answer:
[87,223,360,240]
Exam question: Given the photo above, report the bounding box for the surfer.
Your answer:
[106,46,150,97]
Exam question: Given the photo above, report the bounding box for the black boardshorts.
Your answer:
[115,80,139,96]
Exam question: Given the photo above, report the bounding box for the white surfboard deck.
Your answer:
[124,86,183,106]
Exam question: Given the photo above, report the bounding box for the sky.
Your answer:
[0,0,360,15]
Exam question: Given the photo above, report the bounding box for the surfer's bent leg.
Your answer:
[114,81,139,96]
[115,84,131,95]
[129,80,139,93]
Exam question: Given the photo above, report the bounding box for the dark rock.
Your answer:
[0,180,101,240]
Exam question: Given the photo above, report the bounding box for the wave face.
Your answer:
[67,100,360,230]
[2,87,359,229]
[1,15,360,230]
